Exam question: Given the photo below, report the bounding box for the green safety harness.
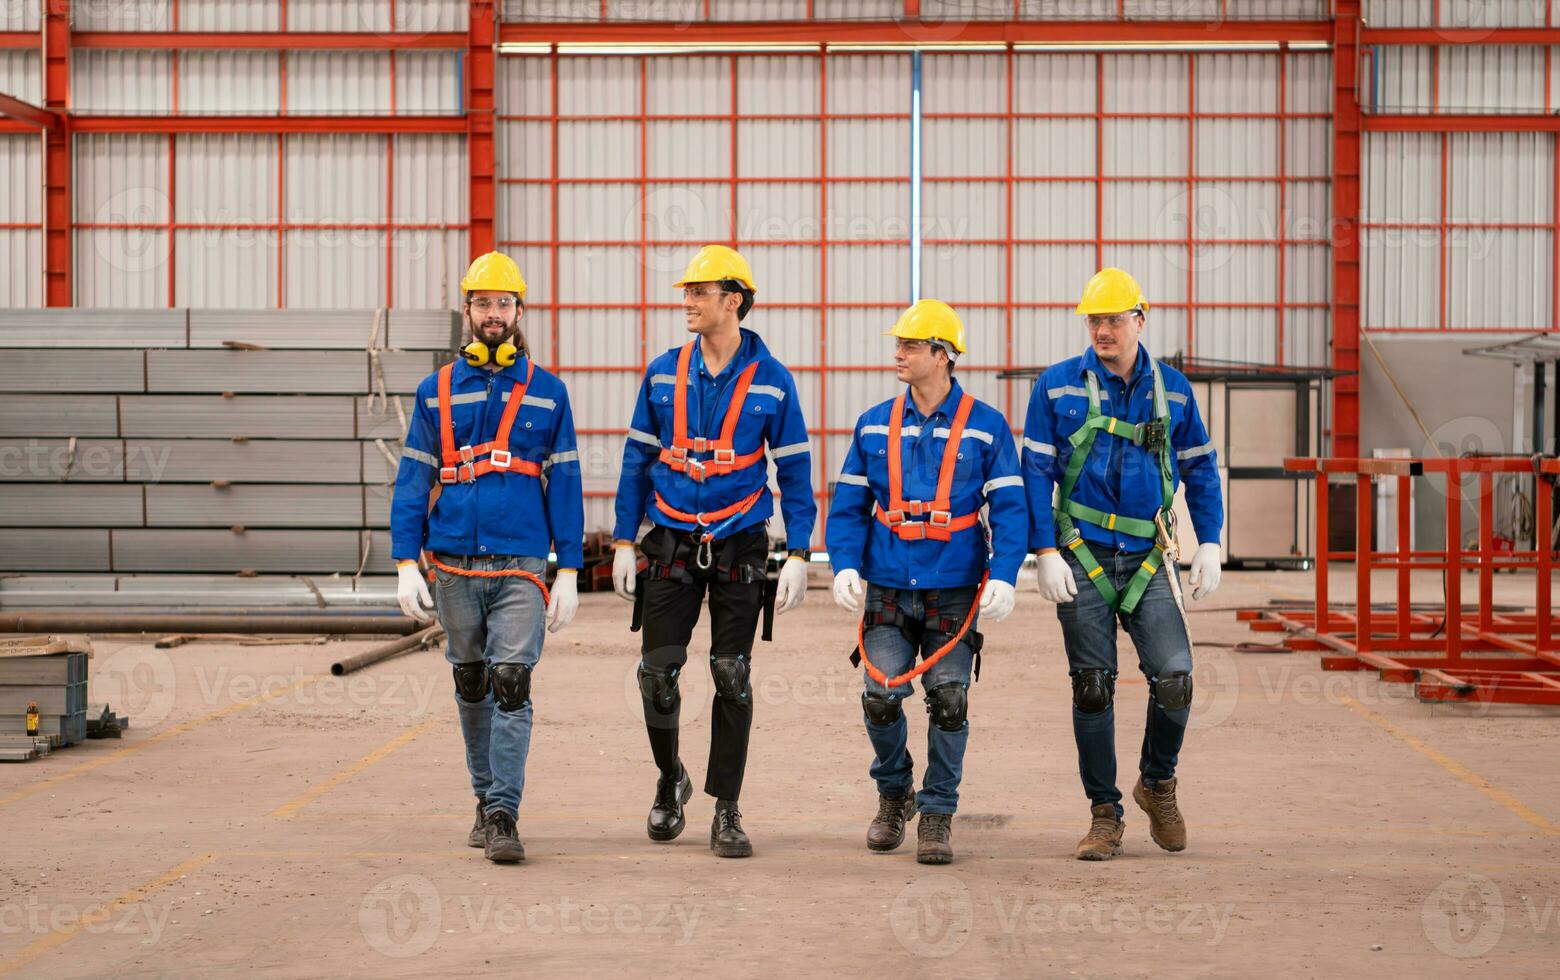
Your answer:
[1053,358,1177,615]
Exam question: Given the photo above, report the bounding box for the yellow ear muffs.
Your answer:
[460,341,519,367]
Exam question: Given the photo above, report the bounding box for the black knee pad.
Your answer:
[1072,669,1115,714]
[710,655,751,702]
[861,692,903,727]
[925,682,968,732]
[1151,671,1194,711]
[452,662,488,703]
[637,663,680,714]
[491,663,532,712]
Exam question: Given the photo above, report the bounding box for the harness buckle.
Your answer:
[458,445,476,464]
[488,449,512,471]
[456,461,476,483]
[1141,419,1168,454]
[438,466,458,484]
[712,447,736,466]
[668,446,689,464]
[897,523,928,541]
[928,510,952,528]
[690,437,709,453]
[683,458,707,482]
[904,500,928,517]
[883,508,906,526]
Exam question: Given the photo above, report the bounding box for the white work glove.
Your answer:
[1035,550,1077,604]
[612,541,638,602]
[775,556,809,614]
[1187,542,1222,601]
[396,561,435,622]
[546,569,578,633]
[832,569,863,613]
[979,580,1016,623]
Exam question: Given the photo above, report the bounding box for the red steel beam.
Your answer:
[469,1,497,257]
[1331,1,1362,459]
[497,20,1332,45]
[1361,27,1560,45]
[1365,114,1560,133]
[43,1,70,308]
[71,31,467,50]
[0,93,61,131]
[70,115,465,133]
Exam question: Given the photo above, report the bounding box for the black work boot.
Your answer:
[647,764,693,842]
[917,812,954,865]
[710,799,752,858]
[467,798,489,848]
[867,792,917,852]
[484,810,525,863]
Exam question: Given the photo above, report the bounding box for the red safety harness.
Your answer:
[873,390,981,542]
[435,360,541,485]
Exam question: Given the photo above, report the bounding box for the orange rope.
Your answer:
[425,555,551,606]
[854,571,989,689]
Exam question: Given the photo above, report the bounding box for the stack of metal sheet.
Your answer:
[0,635,95,751]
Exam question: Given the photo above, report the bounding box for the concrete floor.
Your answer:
[1,568,1558,978]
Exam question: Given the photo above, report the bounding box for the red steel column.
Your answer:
[468,1,496,257]
[43,1,71,306]
[1331,1,1362,458]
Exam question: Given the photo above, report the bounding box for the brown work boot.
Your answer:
[1133,776,1187,852]
[867,792,917,852]
[1075,803,1124,861]
[916,812,954,865]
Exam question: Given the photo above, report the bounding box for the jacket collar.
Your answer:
[692,327,764,380]
[1079,343,1149,385]
[900,378,965,424]
[450,353,531,386]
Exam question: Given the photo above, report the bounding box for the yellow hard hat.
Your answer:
[1076,268,1149,316]
[673,244,757,293]
[885,299,966,355]
[461,251,527,298]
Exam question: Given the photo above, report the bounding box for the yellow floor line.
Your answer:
[1342,694,1559,836]
[0,675,326,810]
[0,852,218,976]
[269,718,441,819]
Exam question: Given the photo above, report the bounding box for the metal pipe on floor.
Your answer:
[330,625,443,676]
[0,612,421,636]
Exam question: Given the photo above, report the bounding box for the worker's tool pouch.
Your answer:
[850,588,978,677]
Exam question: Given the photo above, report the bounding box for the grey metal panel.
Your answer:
[188,309,385,350]
[146,351,368,393]
[364,530,394,568]
[358,396,416,440]
[124,439,364,484]
[0,395,119,437]
[0,439,124,482]
[0,485,142,527]
[119,395,357,439]
[377,350,449,394]
[110,529,363,573]
[0,351,144,392]
[389,310,460,349]
[0,529,111,571]
[0,309,185,348]
[145,484,366,527]
[361,440,406,487]
[363,484,392,528]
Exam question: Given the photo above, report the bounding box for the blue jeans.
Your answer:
[1056,548,1193,819]
[434,554,548,821]
[860,583,979,816]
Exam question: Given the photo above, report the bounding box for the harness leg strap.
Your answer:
[630,570,647,633]
[760,577,777,642]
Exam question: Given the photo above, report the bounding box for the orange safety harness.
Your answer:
[653,342,773,562]
[421,359,549,599]
[873,390,982,542]
[436,360,541,485]
[852,570,989,688]
[657,341,765,483]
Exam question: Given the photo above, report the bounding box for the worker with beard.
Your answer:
[390,251,585,865]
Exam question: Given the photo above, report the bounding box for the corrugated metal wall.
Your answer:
[494,48,1331,545]
[501,1,1331,21]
